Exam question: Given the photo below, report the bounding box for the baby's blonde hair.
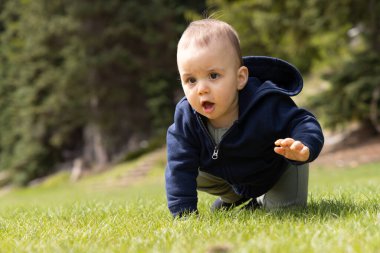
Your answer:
[177,19,243,66]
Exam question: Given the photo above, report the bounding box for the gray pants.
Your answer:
[196,163,309,210]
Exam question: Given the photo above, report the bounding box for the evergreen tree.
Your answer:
[310,0,380,131]
[0,0,81,184]
[0,0,205,185]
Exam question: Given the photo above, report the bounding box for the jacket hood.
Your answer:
[243,56,303,96]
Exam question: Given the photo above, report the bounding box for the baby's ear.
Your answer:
[237,66,249,90]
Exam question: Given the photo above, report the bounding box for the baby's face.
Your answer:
[177,39,248,128]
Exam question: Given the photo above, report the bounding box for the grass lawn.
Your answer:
[0,154,379,253]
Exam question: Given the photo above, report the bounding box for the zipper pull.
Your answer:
[212,146,219,160]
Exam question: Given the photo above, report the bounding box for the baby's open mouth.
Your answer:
[201,101,215,113]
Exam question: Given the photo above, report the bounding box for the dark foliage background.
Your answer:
[0,0,378,185]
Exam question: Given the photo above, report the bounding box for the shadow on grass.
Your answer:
[259,198,380,221]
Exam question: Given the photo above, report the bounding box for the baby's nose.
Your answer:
[197,80,210,95]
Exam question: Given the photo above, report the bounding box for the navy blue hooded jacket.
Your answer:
[165,56,324,217]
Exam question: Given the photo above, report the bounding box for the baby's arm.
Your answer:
[165,101,200,218]
[274,138,310,162]
[269,94,324,163]
[166,129,199,218]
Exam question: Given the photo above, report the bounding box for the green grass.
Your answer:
[0,155,379,253]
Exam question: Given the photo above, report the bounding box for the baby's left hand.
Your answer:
[274,138,310,162]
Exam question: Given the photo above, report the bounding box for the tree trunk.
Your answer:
[370,86,380,133]
[83,123,108,171]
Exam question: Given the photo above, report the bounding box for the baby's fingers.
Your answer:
[274,147,285,156]
[274,139,310,162]
[290,141,304,151]
[299,146,310,156]
[275,138,294,147]
[274,139,283,146]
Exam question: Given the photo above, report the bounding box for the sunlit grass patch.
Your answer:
[0,160,379,252]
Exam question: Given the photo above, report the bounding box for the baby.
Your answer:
[165,19,324,217]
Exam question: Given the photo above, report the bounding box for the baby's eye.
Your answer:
[209,73,220,80]
[185,77,197,84]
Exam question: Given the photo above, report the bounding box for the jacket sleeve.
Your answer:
[165,102,200,217]
[273,95,324,164]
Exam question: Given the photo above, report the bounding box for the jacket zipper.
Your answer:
[196,114,237,160]
[211,146,219,160]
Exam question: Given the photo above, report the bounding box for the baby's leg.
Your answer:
[257,163,309,210]
[197,170,241,203]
